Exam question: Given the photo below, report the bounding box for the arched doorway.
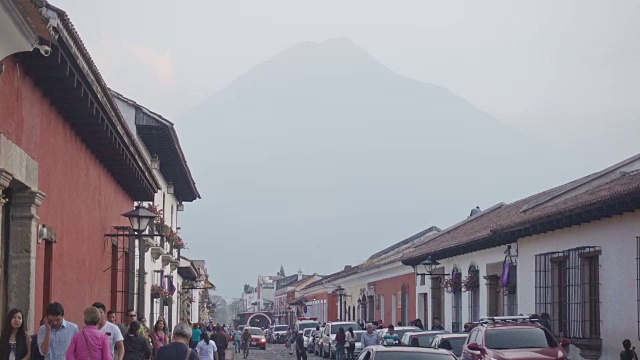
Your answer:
[247,313,272,328]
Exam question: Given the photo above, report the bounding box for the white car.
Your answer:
[377,326,421,343]
[303,328,313,349]
[321,321,360,359]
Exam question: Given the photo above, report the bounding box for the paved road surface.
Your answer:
[231,344,314,360]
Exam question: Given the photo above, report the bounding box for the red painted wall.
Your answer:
[371,273,416,326]
[0,57,134,328]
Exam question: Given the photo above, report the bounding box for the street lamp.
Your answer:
[121,203,157,320]
[121,204,157,233]
[416,256,450,278]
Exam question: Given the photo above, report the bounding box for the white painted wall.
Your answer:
[414,243,515,332]
[518,210,640,360]
[115,96,182,328]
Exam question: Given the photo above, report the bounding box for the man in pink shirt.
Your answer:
[66,307,111,360]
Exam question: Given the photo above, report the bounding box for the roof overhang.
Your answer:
[178,263,199,281]
[111,91,200,202]
[288,296,306,306]
[13,1,160,200]
[402,190,640,267]
[0,0,38,60]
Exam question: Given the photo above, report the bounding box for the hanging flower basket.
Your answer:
[441,269,461,294]
[146,204,164,225]
[462,273,479,292]
[151,285,164,299]
[163,295,174,306]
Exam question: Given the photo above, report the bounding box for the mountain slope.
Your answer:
[177,38,573,296]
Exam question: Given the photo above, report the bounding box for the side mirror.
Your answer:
[560,338,570,347]
[467,342,482,352]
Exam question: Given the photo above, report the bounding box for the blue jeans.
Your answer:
[234,340,241,353]
[346,345,355,360]
[336,345,345,360]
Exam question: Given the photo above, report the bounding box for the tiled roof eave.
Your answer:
[402,184,640,266]
[54,15,159,193]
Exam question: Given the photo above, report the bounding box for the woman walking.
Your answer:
[195,332,218,360]
[152,319,169,356]
[335,327,346,360]
[66,307,111,360]
[0,309,29,360]
[190,324,202,349]
[123,321,152,360]
[344,327,356,360]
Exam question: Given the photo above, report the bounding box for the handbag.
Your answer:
[82,331,96,360]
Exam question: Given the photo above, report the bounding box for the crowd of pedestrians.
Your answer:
[0,302,233,360]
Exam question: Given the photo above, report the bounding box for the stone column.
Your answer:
[0,170,12,327]
[8,189,45,333]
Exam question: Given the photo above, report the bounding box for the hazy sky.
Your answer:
[53,0,640,299]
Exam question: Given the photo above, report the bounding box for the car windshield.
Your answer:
[436,337,467,357]
[354,332,365,341]
[298,322,319,331]
[375,352,456,360]
[412,334,441,347]
[331,323,359,334]
[393,328,420,338]
[485,328,558,350]
[304,329,313,336]
[248,328,263,336]
[274,326,288,332]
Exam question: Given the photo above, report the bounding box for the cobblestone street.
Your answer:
[227,344,317,360]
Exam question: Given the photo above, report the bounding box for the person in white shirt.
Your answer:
[195,332,219,360]
[93,302,125,360]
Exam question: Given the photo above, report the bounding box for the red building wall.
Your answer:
[0,57,134,328]
[372,273,416,326]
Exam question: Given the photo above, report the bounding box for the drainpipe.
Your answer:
[137,236,145,316]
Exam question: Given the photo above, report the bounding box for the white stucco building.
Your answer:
[112,91,202,329]
[402,153,640,360]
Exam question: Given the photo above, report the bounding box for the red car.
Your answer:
[461,316,570,360]
[245,326,268,350]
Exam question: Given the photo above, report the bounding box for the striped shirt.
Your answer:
[37,320,79,360]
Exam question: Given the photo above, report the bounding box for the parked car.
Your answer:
[460,316,570,360]
[351,330,367,358]
[303,328,314,349]
[270,324,289,344]
[429,333,468,358]
[377,326,421,341]
[245,326,267,350]
[356,345,457,360]
[400,330,447,347]
[321,321,360,359]
[295,318,320,333]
